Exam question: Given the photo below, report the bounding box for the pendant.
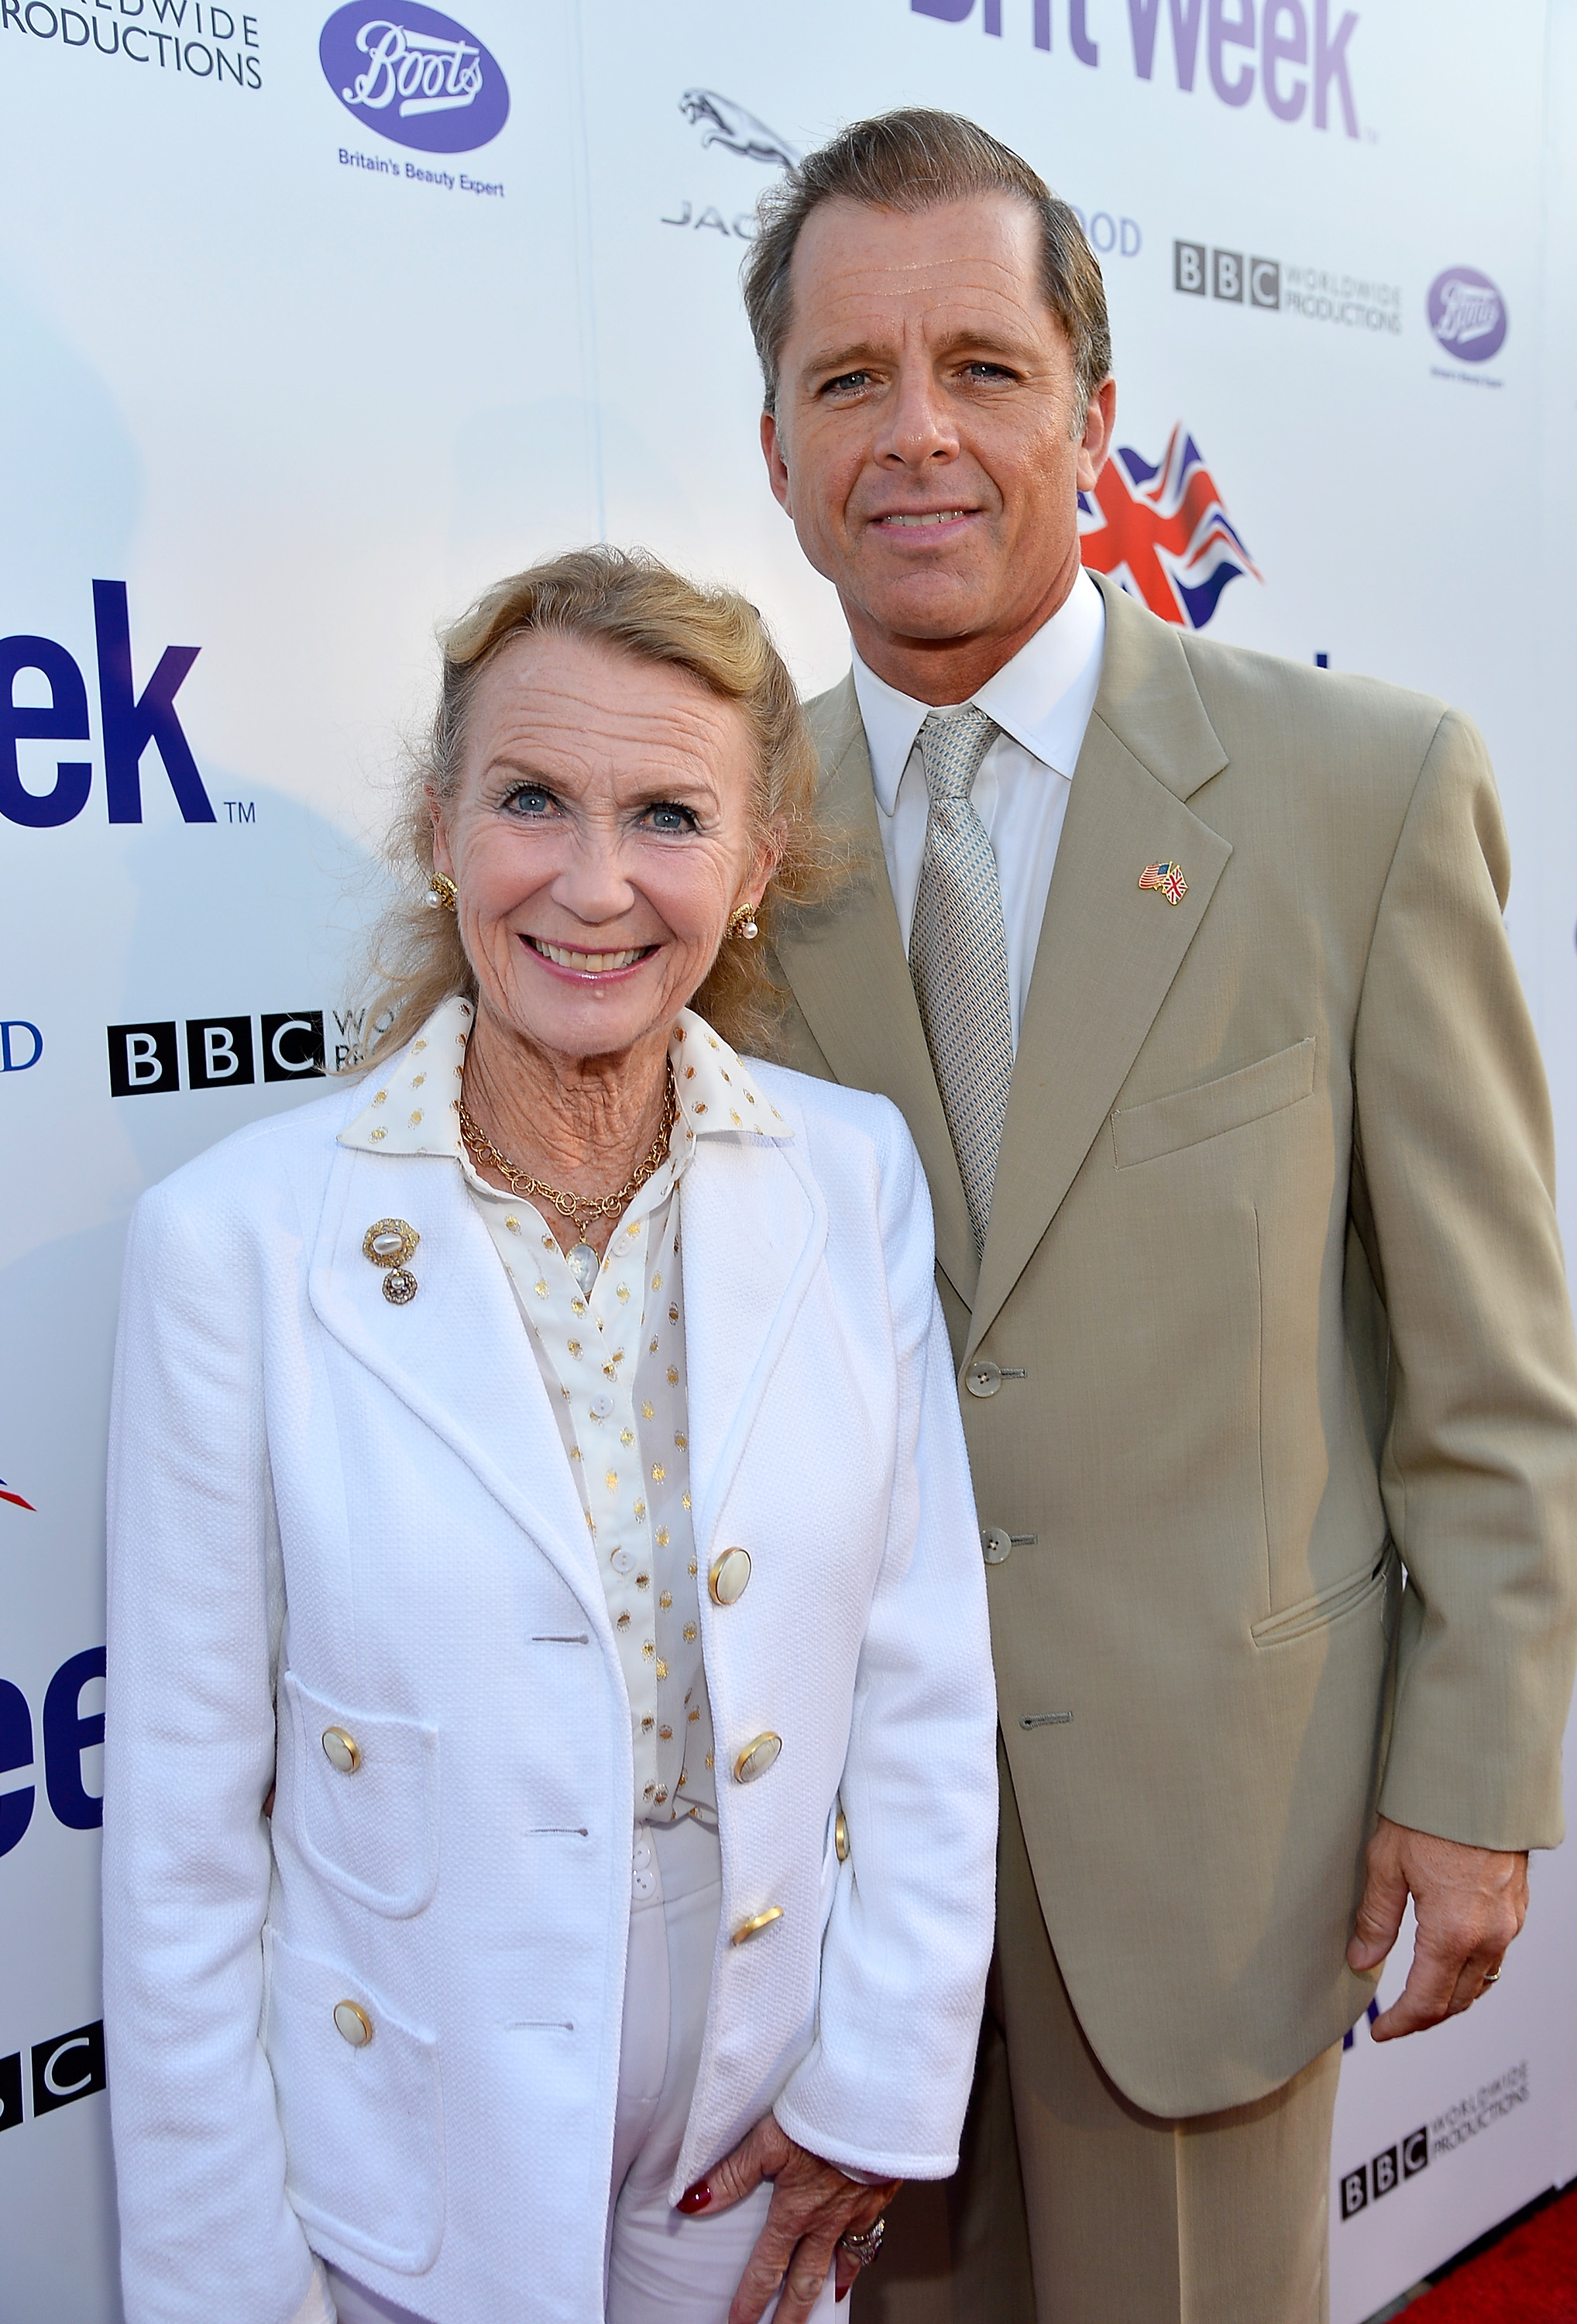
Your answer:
[566,1241,600,1296]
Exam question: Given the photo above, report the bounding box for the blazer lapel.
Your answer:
[966,579,1233,1356]
[774,678,979,1309]
[681,1119,827,1556]
[309,1143,605,1624]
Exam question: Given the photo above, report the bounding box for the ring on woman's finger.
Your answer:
[1480,1967,1500,1988]
[838,2219,886,2268]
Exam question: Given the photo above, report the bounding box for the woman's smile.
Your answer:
[522,933,659,980]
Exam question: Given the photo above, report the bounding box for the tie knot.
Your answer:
[918,705,998,804]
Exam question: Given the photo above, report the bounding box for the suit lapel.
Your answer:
[681,1119,827,1556]
[308,1143,603,1623]
[774,679,979,1308]
[966,579,1233,1355]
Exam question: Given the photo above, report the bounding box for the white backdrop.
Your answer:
[2,4,1574,2319]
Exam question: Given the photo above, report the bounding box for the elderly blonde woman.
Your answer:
[102,548,997,2324]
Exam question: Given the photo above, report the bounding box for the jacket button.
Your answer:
[981,1528,1013,1566]
[834,1810,850,1863]
[709,1548,752,1606]
[321,1727,362,1774]
[333,1999,373,2047]
[965,1360,1002,1398]
[730,1906,785,1945]
[733,1732,782,1784]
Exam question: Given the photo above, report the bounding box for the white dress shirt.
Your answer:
[340,998,786,1831]
[851,565,1106,1046]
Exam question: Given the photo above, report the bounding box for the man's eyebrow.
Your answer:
[798,324,1033,378]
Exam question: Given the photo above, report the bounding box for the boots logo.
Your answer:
[1427,267,1507,363]
[320,2,507,152]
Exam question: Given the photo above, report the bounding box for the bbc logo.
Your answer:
[1174,240,1282,310]
[0,2020,107,2134]
[1339,2125,1428,2219]
[108,1012,325,1097]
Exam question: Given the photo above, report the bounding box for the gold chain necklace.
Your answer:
[457,1071,679,1286]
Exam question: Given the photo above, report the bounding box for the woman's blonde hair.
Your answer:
[358,545,842,1067]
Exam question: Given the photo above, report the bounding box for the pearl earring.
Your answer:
[728,905,759,940]
[425,874,457,912]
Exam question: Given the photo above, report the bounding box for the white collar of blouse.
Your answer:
[338,992,787,1164]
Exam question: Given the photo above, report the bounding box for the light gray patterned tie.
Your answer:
[909,706,1013,1256]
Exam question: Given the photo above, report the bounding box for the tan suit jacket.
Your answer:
[771,573,1577,2117]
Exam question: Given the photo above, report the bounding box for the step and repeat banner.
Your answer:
[2,3,1575,2318]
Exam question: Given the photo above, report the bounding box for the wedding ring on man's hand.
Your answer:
[839,2218,886,2268]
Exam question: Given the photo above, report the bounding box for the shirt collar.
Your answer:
[850,564,1107,816]
[338,993,786,1165]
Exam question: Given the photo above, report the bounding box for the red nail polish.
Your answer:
[677,2181,713,2214]
[837,2287,850,2304]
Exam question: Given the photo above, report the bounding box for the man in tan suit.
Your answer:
[737,110,1577,2320]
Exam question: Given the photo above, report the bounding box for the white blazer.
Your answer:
[102,1053,998,2324]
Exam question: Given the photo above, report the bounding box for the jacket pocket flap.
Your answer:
[264,1930,445,2274]
[282,1673,439,1918]
[1252,1545,1395,1648]
[1113,1037,1316,1170]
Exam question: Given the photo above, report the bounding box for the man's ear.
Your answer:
[1075,376,1118,495]
[761,410,793,516]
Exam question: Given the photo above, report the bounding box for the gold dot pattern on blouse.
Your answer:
[349,995,781,1833]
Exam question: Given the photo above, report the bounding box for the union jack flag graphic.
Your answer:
[1079,425,1261,629]
[0,1477,34,1511]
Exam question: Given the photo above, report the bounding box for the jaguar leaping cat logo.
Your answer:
[679,90,800,170]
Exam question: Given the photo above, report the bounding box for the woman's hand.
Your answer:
[679,2115,901,2320]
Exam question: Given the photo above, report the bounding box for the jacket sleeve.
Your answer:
[773,1109,998,2179]
[102,1179,321,2324]
[1355,707,1577,1850]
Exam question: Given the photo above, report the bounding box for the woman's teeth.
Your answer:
[531,940,648,972]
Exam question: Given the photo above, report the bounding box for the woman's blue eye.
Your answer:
[507,787,553,816]
[647,803,695,833]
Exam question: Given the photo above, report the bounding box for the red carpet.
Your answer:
[1407,2185,1577,2320]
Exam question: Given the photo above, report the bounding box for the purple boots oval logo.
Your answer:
[1427,267,1507,363]
[320,4,508,153]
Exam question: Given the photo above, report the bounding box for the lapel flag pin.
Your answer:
[1139,861,1188,906]
[363,1217,421,1305]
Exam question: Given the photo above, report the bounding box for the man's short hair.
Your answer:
[741,107,1111,423]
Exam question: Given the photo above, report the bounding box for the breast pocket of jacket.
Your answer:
[282,1673,439,1917]
[264,1929,445,2274]
[1111,1037,1316,1171]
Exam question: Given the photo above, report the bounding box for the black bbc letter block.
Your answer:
[1212,249,1245,302]
[0,2051,22,2132]
[262,1011,325,1083]
[107,1020,179,1096]
[187,1016,256,1089]
[1372,2145,1399,2198]
[1173,239,1206,294]
[31,2019,106,2116]
[1402,2126,1429,2178]
[1250,256,1282,308]
[1339,2165,1369,2220]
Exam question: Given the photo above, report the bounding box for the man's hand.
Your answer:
[1347,1815,1529,2039]
[677,2114,901,2321]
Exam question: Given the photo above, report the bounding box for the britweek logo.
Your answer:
[913,0,1362,137]
[320,2,507,152]
[1428,266,1507,363]
[1079,427,1259,628]
[2,583,212,827]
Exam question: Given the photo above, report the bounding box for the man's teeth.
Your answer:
[882,510,968,527]
[534,940,647,971]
